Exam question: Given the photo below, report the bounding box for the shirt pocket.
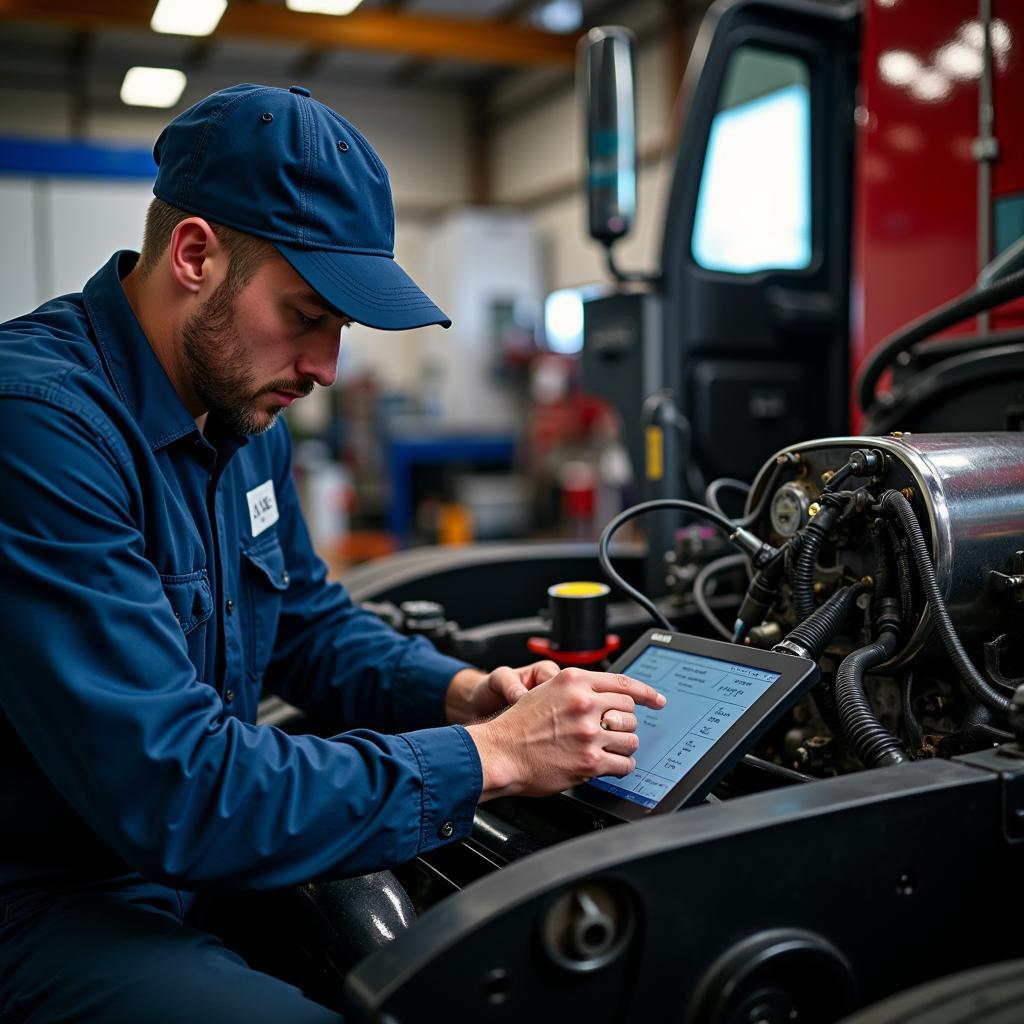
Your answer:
[241,535,290,681]
[159,570,214,678]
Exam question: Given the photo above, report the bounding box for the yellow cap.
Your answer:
[547,581,610,599]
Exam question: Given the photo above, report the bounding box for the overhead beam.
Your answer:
[385,0,551,94]
[0,0,579,69]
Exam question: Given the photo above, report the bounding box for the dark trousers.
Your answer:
[0,888,342,1023]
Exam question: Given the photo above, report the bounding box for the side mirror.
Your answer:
[579,26,637,246]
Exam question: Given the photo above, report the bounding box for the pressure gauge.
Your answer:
[770,482,814,537]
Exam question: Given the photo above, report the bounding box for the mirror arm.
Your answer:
[606,244,661,286]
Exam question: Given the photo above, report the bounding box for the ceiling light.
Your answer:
[532,0,582,33]
[151,0,227,36]
[120,67,187,108]
[878,50,920,87]
[286,0,364,14]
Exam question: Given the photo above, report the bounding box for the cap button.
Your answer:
[289,86,312,97]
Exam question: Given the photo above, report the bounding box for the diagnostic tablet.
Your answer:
[566,629,819,821]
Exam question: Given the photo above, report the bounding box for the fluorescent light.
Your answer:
[286,0,363,13]
[532,0,582,33]
[120,67,187,108]
[151,0,227,36]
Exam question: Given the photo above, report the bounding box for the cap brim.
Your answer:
[275,243,451,330]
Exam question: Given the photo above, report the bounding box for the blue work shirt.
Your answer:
[0,251,482,922]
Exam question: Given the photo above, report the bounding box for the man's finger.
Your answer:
[489,666,528,703]
[601,731,640,757]
[530,660,561,685]
[592,673,667,709]
[600,710,638,732]
[595,753,637,779]
[600,693,637,717]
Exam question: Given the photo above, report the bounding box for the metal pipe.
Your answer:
[976,0,997,333]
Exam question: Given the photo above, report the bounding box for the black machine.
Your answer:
[243,2,1024,1020]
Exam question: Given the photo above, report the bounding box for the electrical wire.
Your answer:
[878,490,1011,715]
[733,456,790,530]
[597,498,741,630]
[705,478,749,518]
[901,671,923,752]
[693,554,748,641]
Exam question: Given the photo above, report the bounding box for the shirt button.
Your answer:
[438,821,454,840]
[225,689,235,704]
[225,598,234,615]
[281,572,290,585]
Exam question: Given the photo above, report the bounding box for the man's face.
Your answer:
[181,253,350,436]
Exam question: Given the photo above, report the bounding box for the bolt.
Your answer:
[890,431,904,438]
[813,581,826,595]
[821,470,834,484]
[900,487,915,500]
[808,502,821,517]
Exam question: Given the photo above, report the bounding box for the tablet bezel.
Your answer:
[565,628,820,822]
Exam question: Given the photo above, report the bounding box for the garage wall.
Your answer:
[486,0,687,295]
[0,6,701,393]
[0,81,471,391]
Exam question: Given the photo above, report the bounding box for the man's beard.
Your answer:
[181,279,313,437]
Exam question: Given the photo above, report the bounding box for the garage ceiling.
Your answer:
[0,0,626,118]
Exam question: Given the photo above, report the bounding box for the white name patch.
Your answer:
[247,480,279,538]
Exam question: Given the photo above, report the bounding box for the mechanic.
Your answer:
[0,84,665,1023]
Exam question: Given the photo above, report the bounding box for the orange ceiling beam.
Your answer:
[0,0,578,68]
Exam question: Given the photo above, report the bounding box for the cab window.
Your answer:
[692,46,812,274]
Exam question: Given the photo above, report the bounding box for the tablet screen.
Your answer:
[586,645,782,810]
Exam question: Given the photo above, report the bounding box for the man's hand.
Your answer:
[465,667,667,801]
[445,661,562,724]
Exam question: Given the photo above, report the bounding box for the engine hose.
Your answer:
[791,498,843,622]
[885,521,915,624]
[878,490,1012,715]
[870,533,891,630]
[856,263,1024,413]
[836,626,907,768]
[775,582,865,735]
[783,530,804,579]
[777,582,865,662]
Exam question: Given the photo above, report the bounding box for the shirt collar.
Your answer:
[83,251,199,452]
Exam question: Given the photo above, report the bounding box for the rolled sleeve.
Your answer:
[400,724,482,851]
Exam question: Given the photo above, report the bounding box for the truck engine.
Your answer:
[237,435,1024,1023]
[742,432,1024,773]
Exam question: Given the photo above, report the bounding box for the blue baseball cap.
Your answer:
[152,83,450,331]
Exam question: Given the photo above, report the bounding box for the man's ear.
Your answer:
[167,217,222,296]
